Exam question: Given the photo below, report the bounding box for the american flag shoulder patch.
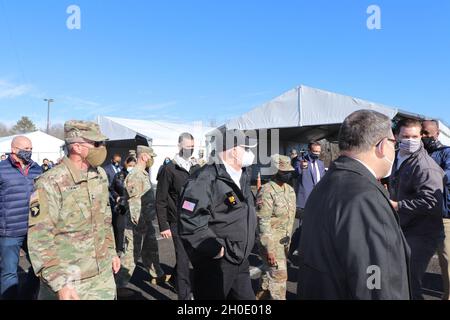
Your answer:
[181,198,198,213]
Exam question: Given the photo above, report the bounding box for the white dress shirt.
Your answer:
[222,160,242,189]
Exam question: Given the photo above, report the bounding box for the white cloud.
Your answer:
[0,80,33,99]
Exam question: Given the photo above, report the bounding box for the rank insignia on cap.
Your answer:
[226,192,237,206]
[181,198,198,213]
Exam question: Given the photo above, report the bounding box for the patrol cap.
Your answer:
[271,154,295,172]
[211,129,258,152]
[137,145,157,157]
[64,120,108,143]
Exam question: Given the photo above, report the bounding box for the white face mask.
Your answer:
[399,138,421,154]
[127,167,134,173]
[379,141,395,179]
[241,150,255,168]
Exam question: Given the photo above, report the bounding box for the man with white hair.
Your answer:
[0,136,42,299]
[179,129,258,300]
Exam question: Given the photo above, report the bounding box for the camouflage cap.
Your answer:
[64,120,108,143]
[137,145,157,157]
[271,154,295,171]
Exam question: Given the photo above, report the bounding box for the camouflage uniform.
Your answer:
[256,155,296,300]
[116,146,165,288]
[27,121,117,300]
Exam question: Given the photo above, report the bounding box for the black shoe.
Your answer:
[117,288,141,300]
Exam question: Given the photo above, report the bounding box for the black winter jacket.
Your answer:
[178,163,257,265]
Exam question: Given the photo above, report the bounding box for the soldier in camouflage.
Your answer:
[256,154,296,300]
[116,145,168,288]
[27,120,121,300]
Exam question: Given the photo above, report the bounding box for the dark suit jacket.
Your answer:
[294,154,326,209]
[156,161,199,232]
[104,163,122,186]
[298,156,411,300]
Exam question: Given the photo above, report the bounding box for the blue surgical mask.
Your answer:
[16,149,32,164]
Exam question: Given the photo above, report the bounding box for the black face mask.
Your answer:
[16,149,33,164]
[276,172,292,184]
[422,137,439,153]
[180,148,194,159]
[309,152,320,160]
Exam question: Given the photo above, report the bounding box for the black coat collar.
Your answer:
[332,156,390,199]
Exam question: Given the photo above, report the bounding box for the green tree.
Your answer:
[10,116,37,134]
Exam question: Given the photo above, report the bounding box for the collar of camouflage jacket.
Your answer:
[63,156,101,183]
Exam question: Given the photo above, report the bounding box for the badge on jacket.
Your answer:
[226,192,237,207]
[181,198,198,214]
[29,191,40,217]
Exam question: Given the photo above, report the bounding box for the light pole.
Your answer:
[44,98,54,134]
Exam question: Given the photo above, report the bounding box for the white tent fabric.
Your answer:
[0,131,64,164]
[225,84,450,146]
[97,116,214,183]
[226,85,398,130]
[438,121,450,146]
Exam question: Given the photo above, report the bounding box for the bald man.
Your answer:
[0,136,42,299]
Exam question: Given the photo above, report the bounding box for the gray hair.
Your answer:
[339,110,392,153]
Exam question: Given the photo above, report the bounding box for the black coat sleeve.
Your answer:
[155,166,172,232]
[109,172,120,201]
[398,168,444,217]
[178,172,223,259]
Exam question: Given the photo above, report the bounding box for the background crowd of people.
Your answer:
[0,111,449,300]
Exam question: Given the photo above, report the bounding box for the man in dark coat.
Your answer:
[389,119,444,300]
[156,133,199,300]
[298,109,411,300]
[422,120,450,300]
[104,154,123,184]
[178,129,257,300]
[289,142,326,257]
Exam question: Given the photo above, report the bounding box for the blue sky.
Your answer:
[0,0,449,129]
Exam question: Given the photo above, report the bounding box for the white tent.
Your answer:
[225,85,450,146]
[0,131,64,164]
[97,116,214,183]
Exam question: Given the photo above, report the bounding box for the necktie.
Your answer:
[314,161,321,184]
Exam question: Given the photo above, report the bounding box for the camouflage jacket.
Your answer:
[256,181,296,254]
[28,157,116,292]
[124,165,154,225]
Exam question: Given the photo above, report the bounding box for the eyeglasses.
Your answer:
[386,138,397,145]
[377,138,398,151]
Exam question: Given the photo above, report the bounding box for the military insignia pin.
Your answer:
[30,205,40,217]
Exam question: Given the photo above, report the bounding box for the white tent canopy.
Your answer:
[97,116,214,183]
[225,85,450,145]
[0,131,64,164]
